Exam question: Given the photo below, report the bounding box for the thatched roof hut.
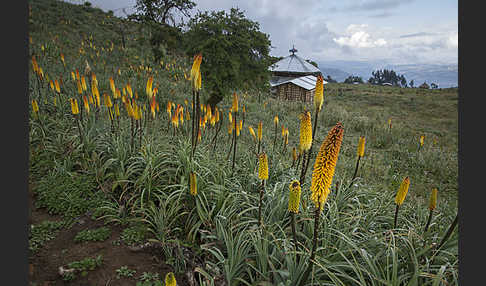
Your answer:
[269,46,325,102]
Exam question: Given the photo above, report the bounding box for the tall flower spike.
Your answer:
[228,120,234,134]
[258,153,269,180]
[55,79,60,93]
[429,188,438,211]
[190,53,202,90]
[310,122,344,209]
[114,103,120,117]
[299,111,312,153]
[195,70,202,90]
[31,56,39,73]
[288,180,302,213]
[248,126,256,141]
[92,72,98,87]
[150,96,156,119]
[83,95,90,114]
[103,93,113,108]
[190,172,197,196]
[109,77,115,96]
[32,99,39,114]
[232,93,238,113]
[236,121,241,136]
[314,75,324,112]
[76,79,83,95]
[70,98,79,115]
[358,136,366,157]
[395,176,410,206]
[146,76,153,97]
[81,76,87,92]
[165,272,177,286]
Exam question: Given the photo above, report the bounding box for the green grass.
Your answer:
[62,254,103,281]
[120,223,149,246]
[74,226,112,243]
[29,0,458,285]
[29,220,66,253]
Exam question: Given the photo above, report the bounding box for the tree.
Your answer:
[419,82,430,89]
[409,79,415,88]
[134,0,196,27]
[183,8,272,106]
[306,59,318,68]
[368,68,407,87]
[131,0,193,61]
[344,75,363,84]
[326,75,337,83]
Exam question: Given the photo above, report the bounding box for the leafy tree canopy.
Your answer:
[368,69,407,87]
[183,8,273,106]
[344,75,364,84]
[133,0,196,26]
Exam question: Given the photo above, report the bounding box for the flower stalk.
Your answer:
[301,76,324,184]
[436,213,458,251]
[288,180,301,256]
[231,93,239,173]
[349,136,366,188]
[298,111,312,187]
[299,122,344,286]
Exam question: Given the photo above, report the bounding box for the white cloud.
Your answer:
[333,24,387,48]
[447,32,458,48]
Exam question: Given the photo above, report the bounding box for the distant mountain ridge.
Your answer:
[316,60,458,88]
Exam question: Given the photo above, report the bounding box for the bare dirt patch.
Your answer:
[28,187,190,286]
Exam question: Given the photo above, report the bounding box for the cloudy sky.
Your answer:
[68,0,458,66]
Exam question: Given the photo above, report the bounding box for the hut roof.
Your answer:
[269,46,321,75]
[270,75,326,90]
[270,54,321,74]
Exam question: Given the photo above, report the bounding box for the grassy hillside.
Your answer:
[28,0,458,285]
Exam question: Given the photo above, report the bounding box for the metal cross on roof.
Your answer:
[289,45,298,55]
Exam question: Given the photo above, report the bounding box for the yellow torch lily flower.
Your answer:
[310,122,344,209]
[314,75,324,112]
[70,98,79,115]
[248,126,256,142]
[395,176,410,206]
[299,111,312,153]
[190,53,202,90]
[288,180,301,213]
[232,93,238,113]
[357,136,366,157]
[258,152,269,180]
[83,95,90,114]
[32,99,39,114]
[103,93,113,108]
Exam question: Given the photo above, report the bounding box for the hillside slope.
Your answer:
[28,1,458,285]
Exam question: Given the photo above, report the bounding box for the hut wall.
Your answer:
[276,83,314,103]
